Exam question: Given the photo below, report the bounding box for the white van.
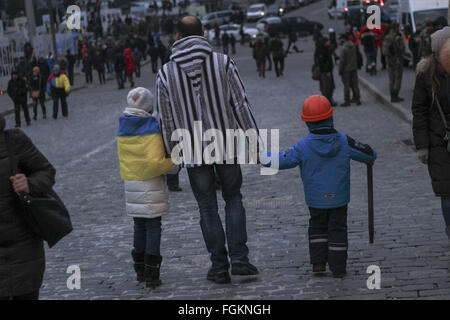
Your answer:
[399,0,449,33]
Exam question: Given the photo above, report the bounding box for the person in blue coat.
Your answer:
[261,95,377,278]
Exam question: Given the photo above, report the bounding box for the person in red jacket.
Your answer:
[124,48,135,88]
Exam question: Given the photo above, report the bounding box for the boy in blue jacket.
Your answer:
[261,95,377,278]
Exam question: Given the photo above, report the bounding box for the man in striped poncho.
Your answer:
[156,16,260,284]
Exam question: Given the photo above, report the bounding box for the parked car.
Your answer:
[282,16,323,35]
[201,10,234,29]
[247,3,267,22]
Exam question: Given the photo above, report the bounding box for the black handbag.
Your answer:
[5,130,73,248]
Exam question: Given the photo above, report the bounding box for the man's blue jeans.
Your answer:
[187,164,249,272]
[133,217,162,256]
[442,197,450,226]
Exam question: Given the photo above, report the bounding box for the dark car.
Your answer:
[281,16,323,35]
[256,16,285,36]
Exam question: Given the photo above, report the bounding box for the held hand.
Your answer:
[417,149,429,165]
[9,174,30,194]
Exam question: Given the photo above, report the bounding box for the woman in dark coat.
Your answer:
[412,27,450,242]
[0,114,56,300]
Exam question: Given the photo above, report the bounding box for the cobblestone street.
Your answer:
[2,24,449,299]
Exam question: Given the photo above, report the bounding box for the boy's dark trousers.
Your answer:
[308,205,348,274]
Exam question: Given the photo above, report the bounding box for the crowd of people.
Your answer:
[312,16,448,106]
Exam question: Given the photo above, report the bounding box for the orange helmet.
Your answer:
[301,95,333,122]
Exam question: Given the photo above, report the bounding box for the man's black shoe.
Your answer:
[207,270,231,284]
[231,263,259,276]
[312,263,326,274]
[355,101,362,106]
[340,102,351,107]
[396,96,404,102]
[169,187,182,192]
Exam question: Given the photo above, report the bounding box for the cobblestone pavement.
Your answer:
[2,9,449,300]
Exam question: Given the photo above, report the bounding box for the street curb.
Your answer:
[358,75,413,125]
[0,60,152,118]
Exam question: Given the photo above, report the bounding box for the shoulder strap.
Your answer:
[4,130,18,175]
[432,91,449,131]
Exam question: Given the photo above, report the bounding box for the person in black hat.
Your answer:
[7,70,30,128]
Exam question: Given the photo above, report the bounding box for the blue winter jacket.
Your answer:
[261,120,377,209]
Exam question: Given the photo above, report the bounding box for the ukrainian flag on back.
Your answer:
[117,116,174,181]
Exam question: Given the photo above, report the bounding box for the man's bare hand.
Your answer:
[10,174,30,194]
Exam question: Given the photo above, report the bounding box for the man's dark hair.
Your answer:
[176,16,203,38]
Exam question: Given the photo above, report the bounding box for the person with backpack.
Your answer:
[412,27,450,243]
[382,21,405,103]
[260,95,377,278]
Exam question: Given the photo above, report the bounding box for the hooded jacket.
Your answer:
[46,71,70,96]
[339,40,358,74]
[156,36,259,167]
[412,40,450,196]
[261,118,377,209]
[117,115,175,218]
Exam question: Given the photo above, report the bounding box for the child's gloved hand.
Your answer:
[417,148,429,164]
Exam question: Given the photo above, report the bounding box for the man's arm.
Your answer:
[156,70,176,156]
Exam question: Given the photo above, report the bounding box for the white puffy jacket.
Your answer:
[124,167,178,218]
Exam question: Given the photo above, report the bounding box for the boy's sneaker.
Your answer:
[207,270,231,284]
[332,271,347,278]
[231,263,259,276]
[312,263,326,274]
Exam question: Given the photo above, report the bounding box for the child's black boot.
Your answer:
[131,249,145,283]
[144,254,162,288]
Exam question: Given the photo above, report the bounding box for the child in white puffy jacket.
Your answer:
[117,87,177,288]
